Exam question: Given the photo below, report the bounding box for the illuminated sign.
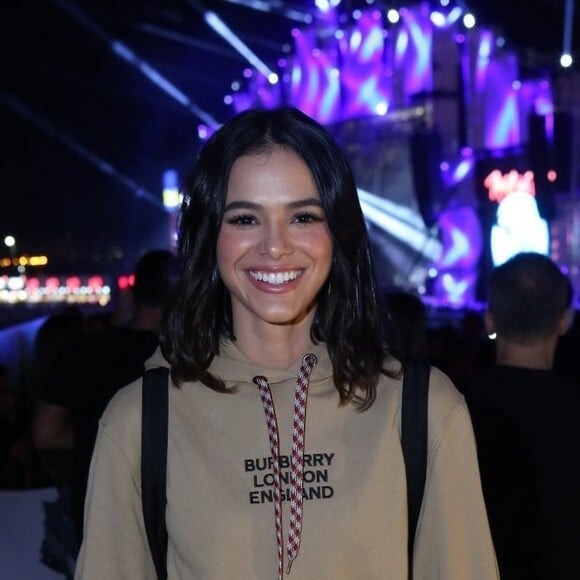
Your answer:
[484,169,535,202]
[484,169,549,266]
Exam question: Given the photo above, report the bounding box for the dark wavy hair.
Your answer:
[160,106,393,409]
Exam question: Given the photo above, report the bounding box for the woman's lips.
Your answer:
[247,269,304,286]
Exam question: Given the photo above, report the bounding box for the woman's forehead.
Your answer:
[225,149,319,203]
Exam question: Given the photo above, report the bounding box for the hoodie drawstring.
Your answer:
[253,353,318,579]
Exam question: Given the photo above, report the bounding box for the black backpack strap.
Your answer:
[141,366,170,580]
[401,360,430,580]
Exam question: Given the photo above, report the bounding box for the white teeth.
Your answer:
[249,270,302,285]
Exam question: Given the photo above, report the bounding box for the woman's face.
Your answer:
[216,147,333,334]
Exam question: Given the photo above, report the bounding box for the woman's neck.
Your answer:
[233,323,316,369]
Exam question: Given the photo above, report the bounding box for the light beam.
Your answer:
[51,0,219,127]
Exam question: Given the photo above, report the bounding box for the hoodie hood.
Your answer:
[144,339,334,388]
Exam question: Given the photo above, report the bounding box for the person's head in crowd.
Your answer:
[111,249,172,328]
[34,307,85,378]
[132,249,173,309]
[486,252,573,368]
[382,290,427,361]
[118,249,173,331]
[160,106,388,408]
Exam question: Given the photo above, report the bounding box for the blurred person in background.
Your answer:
[466,252,580,579]
[33,249,172,552]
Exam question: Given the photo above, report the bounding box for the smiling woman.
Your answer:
[74,107,499,580]
[217,149,333,355]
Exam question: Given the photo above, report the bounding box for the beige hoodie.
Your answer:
[75,340,499,579]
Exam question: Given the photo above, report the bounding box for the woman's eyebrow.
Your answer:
[223,200,260,212]
[224,198,323,212]
[287,198,323,209]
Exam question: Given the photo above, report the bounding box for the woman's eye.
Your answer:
[226,214,257,226]
[293,212,324,224]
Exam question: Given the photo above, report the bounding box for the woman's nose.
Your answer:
[258,222,293,258]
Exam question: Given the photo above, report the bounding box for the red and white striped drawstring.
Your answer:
[253,353,318,579]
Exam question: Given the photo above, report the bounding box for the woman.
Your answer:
[75,107,498,579]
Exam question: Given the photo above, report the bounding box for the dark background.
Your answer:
[1,0,577,274]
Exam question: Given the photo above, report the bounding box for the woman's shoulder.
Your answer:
[423,365,472,460]
[427,365,465,412]
[381,358,464,409]
[381,359,467,440]
[99,377,144,437]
